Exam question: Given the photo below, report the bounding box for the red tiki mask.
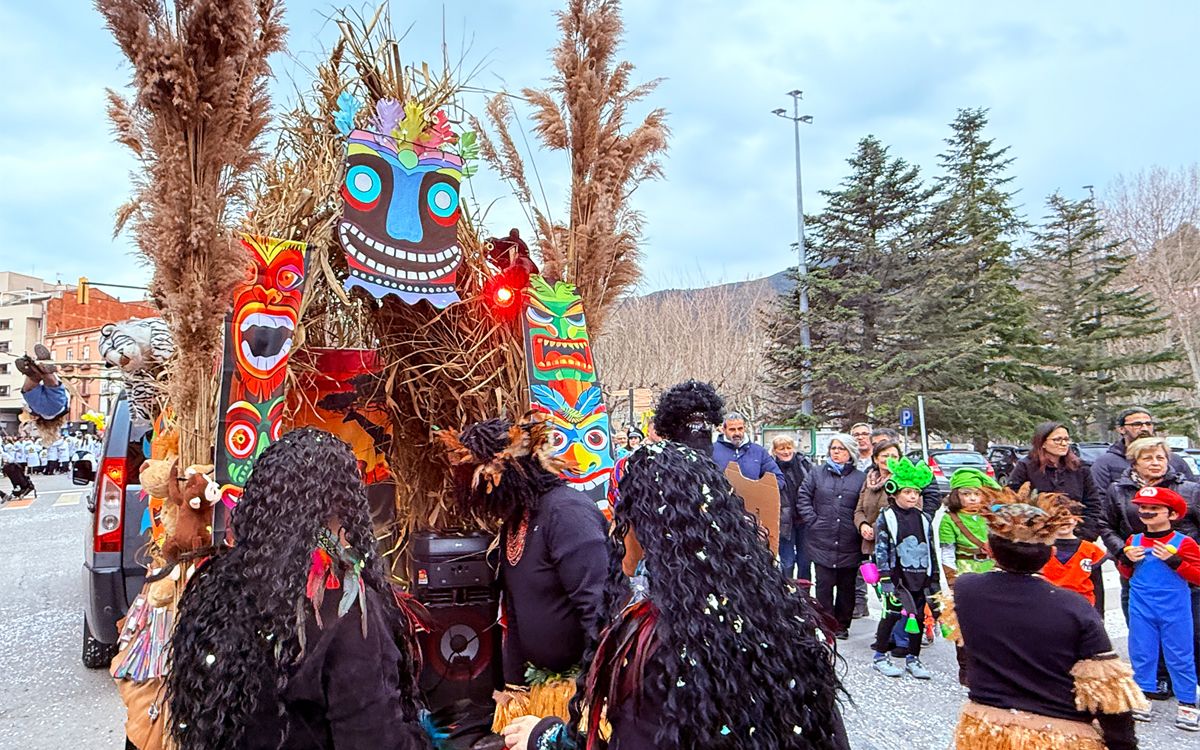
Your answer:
[230,235,308,401]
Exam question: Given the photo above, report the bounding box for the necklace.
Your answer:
[506,510,531,566]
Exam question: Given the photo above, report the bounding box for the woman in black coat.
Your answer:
[797,432,867,638]
[1008,421,1103,611]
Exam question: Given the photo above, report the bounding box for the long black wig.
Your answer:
[165,427,422,749]
[565,441,847,749]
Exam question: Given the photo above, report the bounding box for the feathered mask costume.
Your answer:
[982,483,1078,545]
[437,413,566,520]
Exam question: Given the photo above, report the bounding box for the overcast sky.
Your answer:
[1,0,1197,297]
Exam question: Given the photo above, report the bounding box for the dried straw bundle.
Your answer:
[256,7,526,532]
[473,0,669,333]
[98,0,286,463]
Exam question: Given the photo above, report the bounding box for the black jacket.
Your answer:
[1007,456,1101,541]
[1090,438,1195,492]
[243,588,432,750]
[1099,471,1200,564]
[797,461,867,568]
[501,485,609,683]
[776,456,810,533]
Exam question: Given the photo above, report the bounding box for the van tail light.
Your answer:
[928,457,944,477]
[985,461,996,477]
[93,458,125,553]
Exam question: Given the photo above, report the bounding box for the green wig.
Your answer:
[884,456,934,494]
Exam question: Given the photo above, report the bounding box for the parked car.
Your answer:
[906,449,996,494]
[1174,447,1200,477]
[74,390,151,668]
[1071,441,1109,467]
[986,444,1029,486]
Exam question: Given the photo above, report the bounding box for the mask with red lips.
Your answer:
[215,235,309,509]
[231,235,308,401]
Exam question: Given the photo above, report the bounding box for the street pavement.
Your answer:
[0,470,1186,748]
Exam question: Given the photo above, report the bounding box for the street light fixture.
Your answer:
[773,90,814,417]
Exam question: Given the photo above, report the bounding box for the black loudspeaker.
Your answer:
[408,531,502,710]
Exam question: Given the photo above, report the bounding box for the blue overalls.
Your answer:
[1128,532,1198,704]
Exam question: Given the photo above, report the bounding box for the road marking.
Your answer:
[53,492,81,507]
[2,496,36,510]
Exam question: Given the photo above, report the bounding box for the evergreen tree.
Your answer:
[766,136,935,426]
[899,108,1053,445]
[1023,193,1185,438]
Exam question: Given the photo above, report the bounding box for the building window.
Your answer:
[0,341,9,353]
[66,348,73,360]
[0,386,9,397]
[83,345,90,360]
[0,319,10,330]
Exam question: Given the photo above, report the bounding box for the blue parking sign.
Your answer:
[899,408,914,428]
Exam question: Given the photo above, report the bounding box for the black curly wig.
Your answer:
[165,428,422,750]
[651,380,724,457]
[564,441,846,748]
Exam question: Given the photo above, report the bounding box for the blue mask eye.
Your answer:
[346,165,381,204]
[427,182,460,221]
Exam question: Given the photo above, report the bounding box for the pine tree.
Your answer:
[899,108,1053,445]
[1023,193,1185,438]
[766,136,935,426]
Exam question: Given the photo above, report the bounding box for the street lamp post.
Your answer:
[773,90,814,417]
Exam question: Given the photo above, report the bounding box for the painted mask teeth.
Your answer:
[339,222,462,281]
[240,337,292,373]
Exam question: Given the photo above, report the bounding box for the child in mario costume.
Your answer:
[1119,485,1200,731]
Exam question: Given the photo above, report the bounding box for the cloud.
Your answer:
[1,0,1196,298]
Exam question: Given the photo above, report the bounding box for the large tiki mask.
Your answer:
[334,96,478,308]
[215,234,308,508]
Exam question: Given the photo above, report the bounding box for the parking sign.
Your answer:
[900,408,914,428]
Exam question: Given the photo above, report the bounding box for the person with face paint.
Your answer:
[648,380,724,458]
[1118,486,1200,731]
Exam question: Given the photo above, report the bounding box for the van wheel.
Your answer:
[83,617,118,669]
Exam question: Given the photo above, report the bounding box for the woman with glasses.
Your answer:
[1008,422,1104,613]
[797,432,867,639]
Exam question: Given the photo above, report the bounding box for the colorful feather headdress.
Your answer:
[436,412,566,493]
[981,483,1078,544]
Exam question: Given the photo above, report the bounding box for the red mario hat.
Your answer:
[1131,486,1187,517]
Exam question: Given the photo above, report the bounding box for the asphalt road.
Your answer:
[0,470,1184,748]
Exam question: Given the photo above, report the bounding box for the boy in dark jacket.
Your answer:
[871,457,939,680]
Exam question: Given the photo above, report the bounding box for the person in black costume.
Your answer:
[440,413,609,731]
[503,441,849,750]
[946,487,1145,750]
[166,428,433,750]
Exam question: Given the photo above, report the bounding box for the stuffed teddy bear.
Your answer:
[160,462,220,565]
